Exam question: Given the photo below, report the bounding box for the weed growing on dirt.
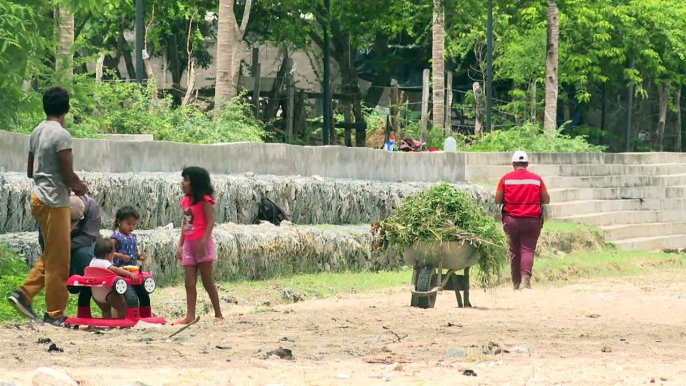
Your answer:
[0,245,80,323]
[377,184,508,288]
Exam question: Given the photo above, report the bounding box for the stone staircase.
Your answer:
[465,154,686,252]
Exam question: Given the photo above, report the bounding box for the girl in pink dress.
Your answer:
[174,166,223,324]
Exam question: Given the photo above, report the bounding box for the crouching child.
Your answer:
[89,239,140,318]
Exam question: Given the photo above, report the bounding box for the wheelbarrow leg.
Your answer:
[463,267,471,307]
[451,268,472,308]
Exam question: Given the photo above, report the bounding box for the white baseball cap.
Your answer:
[511,150,529,163]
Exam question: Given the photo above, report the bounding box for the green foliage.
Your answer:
[461,123,606,153]
[0,245,78,322]
[0,0,46,129]
[379,184,508,288]
[11,79,266,144]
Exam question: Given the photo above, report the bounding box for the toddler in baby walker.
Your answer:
[89,238,140,319]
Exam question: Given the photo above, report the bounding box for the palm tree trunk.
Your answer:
[530,79,537,124]
[432,0,445,133]
[56,5,74,77]
[215,0,252,108]
[544,0,559,131]
[675,89,682,152]
[656,83,669,152]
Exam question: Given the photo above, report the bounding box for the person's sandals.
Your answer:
[8,291,37,320]
[521,275,533,290]
[42,313,69,328]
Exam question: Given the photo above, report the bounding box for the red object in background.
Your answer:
[65,267,166,327]
[428,148,438,152]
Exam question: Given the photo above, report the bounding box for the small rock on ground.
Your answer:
[31,367,78,386]
[445,348,467,358]
[117,383,152,386]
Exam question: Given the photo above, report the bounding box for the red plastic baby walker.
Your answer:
[65,266,167,327]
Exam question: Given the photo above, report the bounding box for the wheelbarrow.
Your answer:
[404,242,480,309]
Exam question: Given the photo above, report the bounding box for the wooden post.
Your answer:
[266,50,289,120]
[251,48,261,116]
[445,71,453,135]
[387,79,399,143]
[473,82,484,137]
[420,69,430,141]
[343,103,353,147]
[295,89,306,141]
[286,71,295,144]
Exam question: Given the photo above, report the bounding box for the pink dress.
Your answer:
[180,195,216,266]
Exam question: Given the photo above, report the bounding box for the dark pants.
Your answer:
[69,245,95,307]
[503,216,542,284]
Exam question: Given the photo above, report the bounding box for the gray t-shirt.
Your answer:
[29,121,73,207]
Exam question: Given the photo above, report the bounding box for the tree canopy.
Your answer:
[1,0,685,150]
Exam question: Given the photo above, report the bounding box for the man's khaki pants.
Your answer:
[18,194,71,319]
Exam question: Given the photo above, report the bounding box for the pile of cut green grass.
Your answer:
[378,184,508,288]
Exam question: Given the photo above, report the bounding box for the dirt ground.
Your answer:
[2,272,686,386]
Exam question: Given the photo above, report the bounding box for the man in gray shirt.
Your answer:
[8,87,88,327]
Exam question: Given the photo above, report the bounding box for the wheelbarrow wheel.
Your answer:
[416,266,435,309]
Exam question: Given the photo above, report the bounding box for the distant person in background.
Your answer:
[494,151,550,290]
[8,87,88,327]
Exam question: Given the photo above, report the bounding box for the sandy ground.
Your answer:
[2,272,686,386]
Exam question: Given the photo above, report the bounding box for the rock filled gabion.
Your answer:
[0,173,496,233]
[0,223,396,286]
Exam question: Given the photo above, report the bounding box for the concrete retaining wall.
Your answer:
[0,131,465,183]
[4,130,686,183]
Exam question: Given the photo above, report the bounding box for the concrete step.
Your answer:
[543,174,686,189]
[548,186,686,203]
[613,234,686,251]
[465,152,686,166]
[466,163,686,181]
[555,210,686,228]
[601,222,686,242]
[547,198,686,218]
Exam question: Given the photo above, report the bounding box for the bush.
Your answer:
[461,123,606,153]
[10,78,266,144]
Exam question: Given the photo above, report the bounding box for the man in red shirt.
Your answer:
[495,151,550,290]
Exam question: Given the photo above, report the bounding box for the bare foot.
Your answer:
[172,317,196,325]
[214,316,224,324]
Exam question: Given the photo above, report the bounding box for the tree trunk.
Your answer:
[56,6,74,77]
[122,47,137,80]
[544,0,559,131]
[215,0,252,107]
[168,37,182,86]
[678,88,684,152]
[363,34,391,108]
[529,79,537,124]
[432,0,445,132]
[600,83,607,133]
[473,82,484,136]
[656,83,669,152]
[335,31,366,147]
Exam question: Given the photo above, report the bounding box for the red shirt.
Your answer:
[497,169,547,218]
[181,195,216,241]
